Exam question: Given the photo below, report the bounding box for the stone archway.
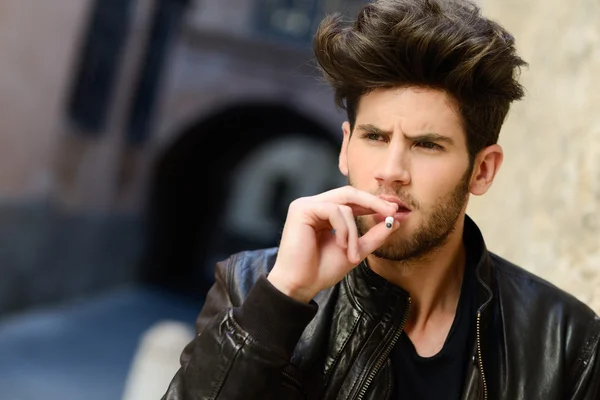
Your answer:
[138,101,345,296]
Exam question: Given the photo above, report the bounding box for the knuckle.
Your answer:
[339,205,353,216]
[289,197,310,211]
[344,185,357,196]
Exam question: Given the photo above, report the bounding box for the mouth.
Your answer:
[378,195,412,212]
[374,194,413,223]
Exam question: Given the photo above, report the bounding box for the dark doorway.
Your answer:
[138,102,345,297]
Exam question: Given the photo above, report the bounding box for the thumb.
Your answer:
[356,220,400,259]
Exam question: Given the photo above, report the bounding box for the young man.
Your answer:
[163,0,600,398]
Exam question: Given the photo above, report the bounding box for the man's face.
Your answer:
[339,87,473,262]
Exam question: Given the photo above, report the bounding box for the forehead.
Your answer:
[355,87,465,140]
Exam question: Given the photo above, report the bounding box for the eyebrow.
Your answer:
[356,123,455,145]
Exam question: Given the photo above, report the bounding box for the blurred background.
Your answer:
[0,0,597,398]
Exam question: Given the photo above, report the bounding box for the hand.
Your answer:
[267,186,400,303]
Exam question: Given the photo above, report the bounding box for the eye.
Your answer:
[363,133,385,142]
[415,141,443,151]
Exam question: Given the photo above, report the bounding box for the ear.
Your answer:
[339,121,352,177]
[469,144,503,196]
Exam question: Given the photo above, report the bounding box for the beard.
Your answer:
[352,166,472,263]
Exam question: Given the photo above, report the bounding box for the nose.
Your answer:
[374,144,411,186]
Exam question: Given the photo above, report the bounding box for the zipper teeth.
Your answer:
[356,297,412,400]
[476,311,488,400]
[282,371,303,389]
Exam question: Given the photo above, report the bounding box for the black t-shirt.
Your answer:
[391,253,477,399]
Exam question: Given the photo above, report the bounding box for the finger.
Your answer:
[347,205,391,216]
[339,206,360,264]
[314,186,398,217]
[357,219,400,260]
[312,202,348,249]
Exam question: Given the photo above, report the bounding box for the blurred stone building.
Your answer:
[0,0,598,314]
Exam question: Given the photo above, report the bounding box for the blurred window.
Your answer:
[66,0,134,134]
[252,0,367,46]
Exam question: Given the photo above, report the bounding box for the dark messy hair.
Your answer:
[313,0,527,161]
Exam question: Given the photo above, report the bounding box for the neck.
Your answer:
[366,218,467,328]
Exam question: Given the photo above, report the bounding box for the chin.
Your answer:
[384,230,412,247]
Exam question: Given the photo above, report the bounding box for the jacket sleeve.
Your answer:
[162,258,318,400]
[570,316,600,399]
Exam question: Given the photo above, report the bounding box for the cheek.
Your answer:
[347,145,374,177]
[412,160,465,203]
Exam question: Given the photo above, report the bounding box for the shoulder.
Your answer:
[489,252,600,369]
[216,247,279,305]
[490,252,597,320]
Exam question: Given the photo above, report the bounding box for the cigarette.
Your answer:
[385,216,394,229]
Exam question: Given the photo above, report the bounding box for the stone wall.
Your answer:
[467,0,600,313]
[0,0,90,199]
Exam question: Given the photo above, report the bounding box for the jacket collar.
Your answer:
[464,215,495,328]
[346,215,495,326]
[346,258,410,321]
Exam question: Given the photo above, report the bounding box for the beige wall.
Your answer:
[468,0,600,313]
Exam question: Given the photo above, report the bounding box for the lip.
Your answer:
[374,195,412,224]
[378,195,411,212]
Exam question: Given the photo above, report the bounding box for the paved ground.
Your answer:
[0,284,202,400]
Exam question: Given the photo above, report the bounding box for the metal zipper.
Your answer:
[282,371,306,396]
[474,256,492,400]
[476,311,488,400]
[355,297,412,400]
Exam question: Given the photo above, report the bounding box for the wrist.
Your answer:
[267,270,314,304]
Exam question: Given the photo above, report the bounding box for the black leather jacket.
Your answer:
[163,217,600,399]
